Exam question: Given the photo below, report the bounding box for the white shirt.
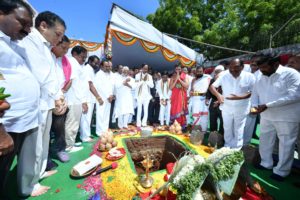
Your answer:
[114,75,135,117]
[82,64,96,103]
[65,56,87,105]
[16,28,62,111]
[0,31,40,133]
[134,72,154,100]
[94,70,115,102]
[157,79,171,100]
[213,70,255,108]
[186,74,194,97]
[251,65,300,122]
[54,57,66,90]
[192,74,211,93]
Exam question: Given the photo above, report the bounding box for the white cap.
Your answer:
[214,65,225,71]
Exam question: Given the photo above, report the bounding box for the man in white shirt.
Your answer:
[51,35,70,162]
[114,66,135,129]
[190,66,211,132]
[157,72,171,126]
[210,59,255,149]
[80,55,103,142]
[243,55,262,144]
[135,64,154,127]
[94,60,115,136]
[65,46,88,150]
[251,55,300,181]
[15,11,66,196]
[0,1,50,198]
[287,55,300,160]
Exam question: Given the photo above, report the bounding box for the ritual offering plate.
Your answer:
[106,147,126,161]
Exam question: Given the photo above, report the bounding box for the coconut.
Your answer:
[169,125,175,133]
[175,125,181,132]
[107,136,114,144]
[100,137,107,144]
[99,143,106,151]
[176,130,182,134]
[107,130,114,138]
[112,140,118,147]
[105,143,112,150]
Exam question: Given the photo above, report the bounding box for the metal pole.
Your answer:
[269,14,297,50]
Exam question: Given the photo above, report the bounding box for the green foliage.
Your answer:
[147,0,300,59]
[171,151,244,200]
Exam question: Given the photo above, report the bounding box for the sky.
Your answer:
[28,0,160,43]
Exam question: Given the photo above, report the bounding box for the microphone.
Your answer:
[92,162,118,176]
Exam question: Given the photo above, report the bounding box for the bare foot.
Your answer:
[31,185,50,197]
[41,170,57,179]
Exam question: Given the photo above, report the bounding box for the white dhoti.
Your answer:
[221,104,248,149]
[259,119,299,177]
[136,98,150,127]
[65,104,82,148]
[80,103,95,141]
[191,96,209,131]
[20,109,52,194]
[38,110,53,177]
[17,128,38,195]
[243,114,257,145]
[159,101,171,126]
[118,114,131,128]
[96,101,111,136]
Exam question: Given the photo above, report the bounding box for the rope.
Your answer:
[164,32,255,54]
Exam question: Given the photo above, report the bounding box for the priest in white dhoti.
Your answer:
[94,60,115,136]
[79,55,102,142]
[114,67,135,129]
[190,67,211,132]
[210,59,255,149]
[135,64,154,127]
[157,72,171,126]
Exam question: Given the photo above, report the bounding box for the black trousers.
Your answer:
[148,97,160,125]
[50,109,69,154]
[209,105,224,134]
[0,132,27,199]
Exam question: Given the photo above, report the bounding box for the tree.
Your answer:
[147,0,300,60]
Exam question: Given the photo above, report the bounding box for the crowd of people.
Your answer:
[0,0,300,199]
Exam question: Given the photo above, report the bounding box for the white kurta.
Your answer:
[15,28,62,189]
[80,64,96,141]
[251,65,300,177]
[213,70,255,148]
[114,76,135,119]
[191,75,211,131]
[114,75,135,128]
[94,70,115,135]
[135,72,154,127]
[157,79,171,125]
[0,31,40,133]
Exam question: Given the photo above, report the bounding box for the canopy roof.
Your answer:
[106,4,203,71]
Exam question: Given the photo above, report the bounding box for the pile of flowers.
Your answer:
[149,147,244,200]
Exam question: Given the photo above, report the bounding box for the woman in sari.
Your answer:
[169,64,189,127]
